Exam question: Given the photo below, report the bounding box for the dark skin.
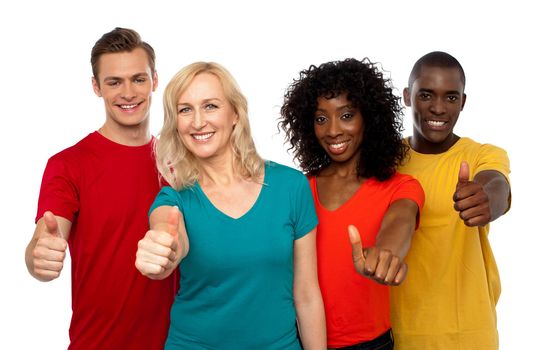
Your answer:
[405,65,510,226]
[314,93,418,286]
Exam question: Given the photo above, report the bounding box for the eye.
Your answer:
[340,112,354,120]
[204,103,218,110]
[106,81,120,87]
[178,106,192,114]
[135,77,147,84]
[418,92,432,100]
[447,95,459,102]
[314,115,327,125]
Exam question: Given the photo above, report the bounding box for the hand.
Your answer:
[348,225,407,286]
[135,206,182,279]
[453,161,491,226]
[32,211,68,281]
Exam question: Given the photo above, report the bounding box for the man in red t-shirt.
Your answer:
[24,28,176,350]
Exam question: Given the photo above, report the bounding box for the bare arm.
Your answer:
[454,162,511,226]
[349,198,419,286]
[135,205,189,280]
[293,228,327,350]
[25,212,72,282]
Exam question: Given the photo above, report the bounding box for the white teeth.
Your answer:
[330,141,348,149]
[427,120,446,127]
[193,132,213,140]
[120,104,137,109]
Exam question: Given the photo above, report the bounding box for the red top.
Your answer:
[309,172,424,347]
[37,132,177,350]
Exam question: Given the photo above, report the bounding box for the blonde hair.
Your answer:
[156,62,264,190]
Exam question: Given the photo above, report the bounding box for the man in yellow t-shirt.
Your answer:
[390,51,511,350]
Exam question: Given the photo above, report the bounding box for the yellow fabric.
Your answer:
[390,137,510,350]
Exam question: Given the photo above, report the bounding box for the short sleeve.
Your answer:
[475,144,511,182]
[474,143,511,211]
[36,155,79,223]
[391,177,425,213]
[148,186,183,217]
[290,172,318,240]
[390,175,426,229]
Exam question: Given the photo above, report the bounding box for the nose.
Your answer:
[121,82,137,101]
[191,109,206,129]
[326,117,342,137]
[430,97,446,115]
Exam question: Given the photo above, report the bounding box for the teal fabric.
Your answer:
[150,161,317,349]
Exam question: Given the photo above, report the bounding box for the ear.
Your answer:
[92,77,102,97]
[460,93,467,111]
[403,87,411,107]
[152,71,158,92]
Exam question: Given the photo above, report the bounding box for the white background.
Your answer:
[1,1,541,348]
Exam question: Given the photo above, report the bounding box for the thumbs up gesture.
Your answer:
[135,206,187,280]
[348,225,407,286]
[32,211,68,281]
[453,161,491,227]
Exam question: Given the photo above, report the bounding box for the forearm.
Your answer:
[475,171,510,221]
[375,200,418,259]
[295,291,326,349]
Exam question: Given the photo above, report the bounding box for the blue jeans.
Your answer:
[329,329,394,350]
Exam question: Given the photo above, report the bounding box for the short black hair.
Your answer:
[280,58,407,181]
[408,51,465,89]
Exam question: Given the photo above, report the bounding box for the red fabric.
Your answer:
[309,172,424,347]
[37,132,177,350]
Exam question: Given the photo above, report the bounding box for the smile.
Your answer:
[329,141,349,149]
[120,104,138,109]
[192,132,214,141]
[326,140,350,155]
[426,120,447,127]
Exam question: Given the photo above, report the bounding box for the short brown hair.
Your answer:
[90,27,155,80]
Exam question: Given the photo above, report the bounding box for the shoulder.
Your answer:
[456,137,508,157]
[48,132,98,162]
[265,160,307,182]
[372,171,420,189]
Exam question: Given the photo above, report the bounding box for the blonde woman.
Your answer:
[135,62,326,349]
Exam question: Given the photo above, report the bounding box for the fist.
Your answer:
[32,211,68,281]
[348,225,407,286]
[135,207,181,279]
[453,161,491,226]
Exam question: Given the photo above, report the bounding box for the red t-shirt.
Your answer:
[36,132,177,350]
[309,172,424,348]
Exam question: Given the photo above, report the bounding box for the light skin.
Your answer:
[314,93,418,286]
[25,48,157,281]
[92,47,158,146]
[405,65,510,226]
[135,72,326,349]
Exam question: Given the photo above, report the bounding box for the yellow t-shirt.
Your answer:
[390,137,510,350]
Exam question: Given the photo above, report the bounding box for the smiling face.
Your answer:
[92,48,157,131]
[314,93,364,167]
[176,72,238,161]
[404,65,466,154]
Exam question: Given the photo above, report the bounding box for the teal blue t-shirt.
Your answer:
[149,161,318,349]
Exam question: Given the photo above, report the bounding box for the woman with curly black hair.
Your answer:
[280,58,425,350]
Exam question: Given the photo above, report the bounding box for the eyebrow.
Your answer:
[103,72,149,81]
[417,88,461,95]
[315,103,354,113]
[177,98,222,107]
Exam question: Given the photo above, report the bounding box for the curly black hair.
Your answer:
[279,58,407,181]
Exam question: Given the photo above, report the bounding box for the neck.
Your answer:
[319,154,360,179]
[198,150,241,186]
[99,120,151,146]
[409,133,460,154]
